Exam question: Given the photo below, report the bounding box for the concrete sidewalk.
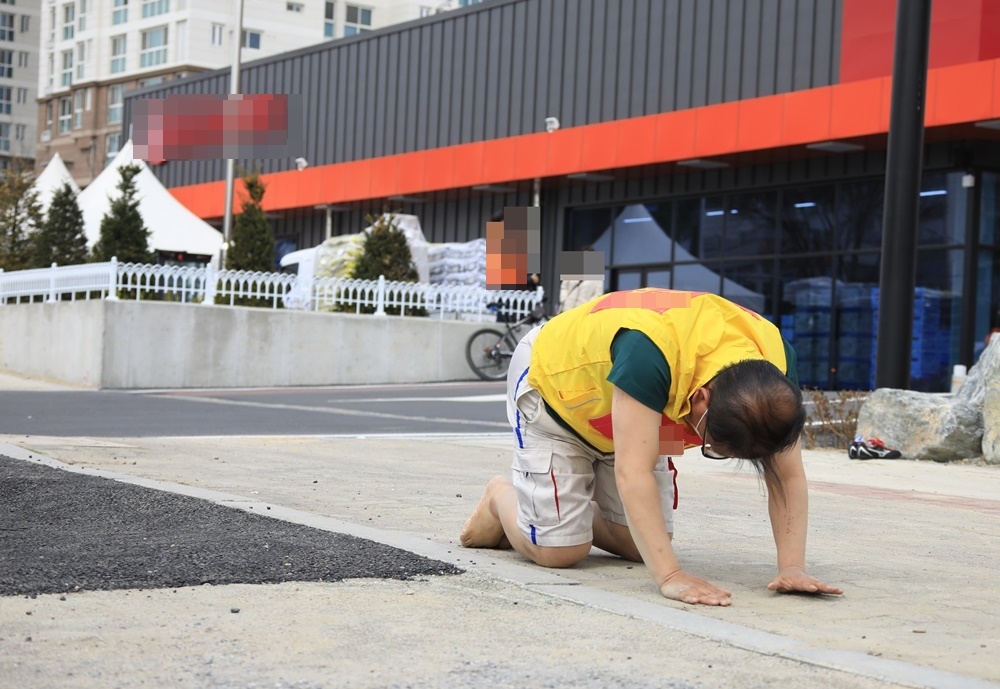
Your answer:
[1,430,998,689]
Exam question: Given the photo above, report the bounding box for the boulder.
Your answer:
[983,384,1000,465]
[855,388,983,462]
[955,337,1000,409]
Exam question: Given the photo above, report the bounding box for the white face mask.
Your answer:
[691,405,729,460]
[692,406,709,442]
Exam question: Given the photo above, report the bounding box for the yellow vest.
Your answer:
[527,289,788,453]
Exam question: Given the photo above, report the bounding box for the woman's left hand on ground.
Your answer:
[767,566,844,595]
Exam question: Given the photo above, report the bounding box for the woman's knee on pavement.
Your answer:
[525,542,592,568]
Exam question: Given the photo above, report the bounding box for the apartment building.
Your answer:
[35,0,484,187]
[0,0,41,170]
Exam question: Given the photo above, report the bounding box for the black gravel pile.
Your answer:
[0,456,461,596]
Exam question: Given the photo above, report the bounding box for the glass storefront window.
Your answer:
[566,207,613,252]
[562,170,985,391]
[836,180,883,251]
[981,172,999,245]
[615,269,643,291]
[646,269,671,289]
[902,249,964,392]
[973,249,999,362]
[918,172,966,246]
[779,258,834,389]
[781,185,835,255]
[612,204,671,265]
[835,254,880,390]
[673,261,721,295]
[675,197,725,260]
[726,192,777,256]
[721,259,773,318]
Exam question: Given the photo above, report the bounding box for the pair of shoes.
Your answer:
[848,436,902,460]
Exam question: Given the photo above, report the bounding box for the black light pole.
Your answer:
[875,0,933,390]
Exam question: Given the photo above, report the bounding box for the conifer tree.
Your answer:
[0,162,44,272]
[33,182,88,267]
[92,164,153,264]
[226,171,275,273]
[221,170,275,307]
[350,212,425,316]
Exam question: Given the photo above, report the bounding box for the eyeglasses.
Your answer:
[692,407,730,460]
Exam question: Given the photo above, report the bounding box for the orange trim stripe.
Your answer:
[169,59,1000,219]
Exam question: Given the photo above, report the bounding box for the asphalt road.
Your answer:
[0,382,510,438]
[0,455,461,596]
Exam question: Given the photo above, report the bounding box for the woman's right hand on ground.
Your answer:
[659,570,732,606]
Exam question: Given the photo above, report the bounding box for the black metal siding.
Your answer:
[126,0,843,188]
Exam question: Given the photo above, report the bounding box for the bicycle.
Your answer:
[465,301,549,381]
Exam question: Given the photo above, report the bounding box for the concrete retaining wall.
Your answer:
[0,300,495,389]
[0,300,106,387]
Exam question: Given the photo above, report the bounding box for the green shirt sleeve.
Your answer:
[783,338,800,387]
[607,329,672,413]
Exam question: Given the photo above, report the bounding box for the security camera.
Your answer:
[295,157,309,170]
[544,117,560,133]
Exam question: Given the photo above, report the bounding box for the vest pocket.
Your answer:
[557,388,602,410]
[512,448,560,527]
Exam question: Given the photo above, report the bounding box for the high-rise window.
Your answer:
[0,123,10,152]
[62,3,74,40]
[77,0,86,30]
[241,29,260,49]
[140,26,167,67]
[73,89,84,128]
[141,0,168,19]
[107,83,123,124]
[15,86,25,103]
[0,49,11,77]
[58,96,71,133]
[113,0,127,25]
[14,123,25,140]
[0,13,14,41]
[61,49,72,86]
[343,4,371,35]
[286,2,303,11]
[19,13,27,32]
[323,2,334,37]
[110,34,125,73]
[175,20,186,60]
[0,87,10,115]
[211,22,223,46]
[105,132,122,167]
[76,41,84,79]
[16,50,25,66]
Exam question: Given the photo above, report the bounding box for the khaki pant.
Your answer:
[506,326,677,547]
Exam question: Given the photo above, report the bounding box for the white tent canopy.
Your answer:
[77,140,223,261]
[30,153,80,215]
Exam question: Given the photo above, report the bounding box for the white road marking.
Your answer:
[330,394,507,403]
[158,394,511,429]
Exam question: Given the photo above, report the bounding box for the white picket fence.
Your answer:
[0,258,544,321]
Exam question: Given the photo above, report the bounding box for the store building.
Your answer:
[123,0,1000,391]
